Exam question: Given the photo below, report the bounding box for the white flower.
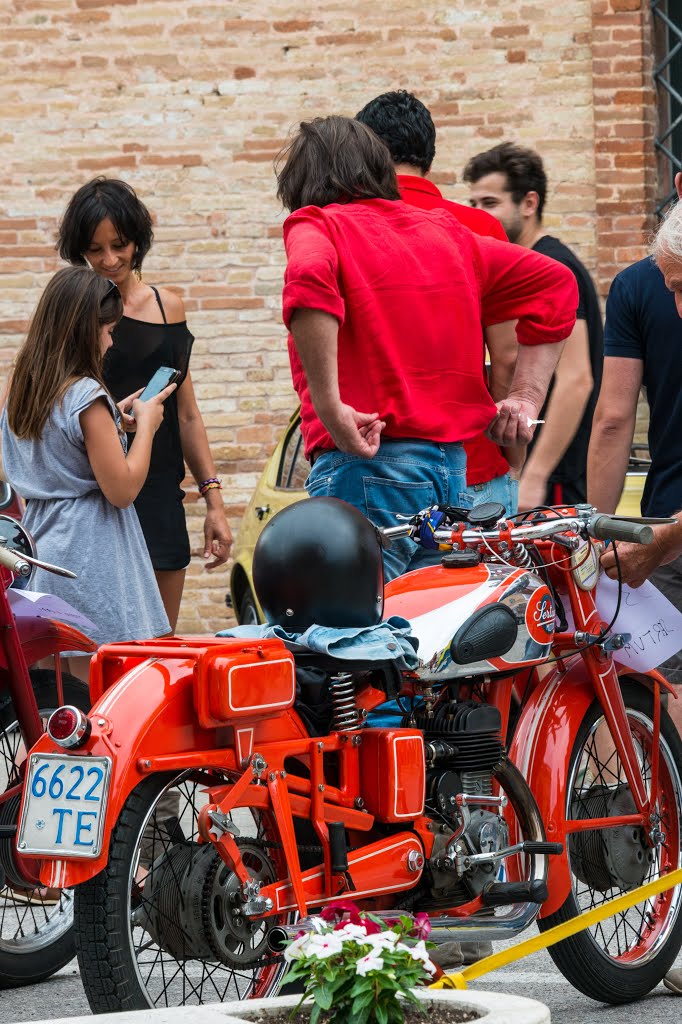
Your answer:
[335,922,369,942]
[365,931,400,951]
[283,934,311,962]
[306,933,344,959]
[397,939,437,975]
[356,953,385,976]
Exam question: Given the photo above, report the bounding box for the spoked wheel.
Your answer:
[75,769,292,1011]
[0,670,89,988]
[539,682,682,1003]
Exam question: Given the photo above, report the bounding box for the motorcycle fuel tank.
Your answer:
[384,562,554,682]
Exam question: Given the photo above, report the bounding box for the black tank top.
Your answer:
[104,287,194,489]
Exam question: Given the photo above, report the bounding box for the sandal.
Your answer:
[4,886,62,906]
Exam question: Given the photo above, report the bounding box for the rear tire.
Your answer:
[539,681,682,1003]
[0,669,89,989]
[75,769,291,1011]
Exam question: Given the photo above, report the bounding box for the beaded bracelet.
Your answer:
[199,477,222,496]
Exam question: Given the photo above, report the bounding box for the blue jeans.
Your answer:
[306,440,518,582]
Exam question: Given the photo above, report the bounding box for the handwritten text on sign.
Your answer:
[596,575,682,673]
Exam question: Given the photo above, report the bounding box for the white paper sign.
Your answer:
[594,575,682,673]
[7,589,96,633]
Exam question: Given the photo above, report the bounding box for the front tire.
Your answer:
[0,670,90,989]
[75,769,290,1012]
[539,681,682,1003]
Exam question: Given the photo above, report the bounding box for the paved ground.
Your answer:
[3,939,682,1024]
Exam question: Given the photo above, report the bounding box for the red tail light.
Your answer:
[47,706,91,749]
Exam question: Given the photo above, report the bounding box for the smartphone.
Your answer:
[136,366,181,405]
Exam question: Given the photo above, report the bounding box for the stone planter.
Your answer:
[220,989,550,1024]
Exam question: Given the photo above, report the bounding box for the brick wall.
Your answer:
[0,0,657,632]
[592,0,658,297]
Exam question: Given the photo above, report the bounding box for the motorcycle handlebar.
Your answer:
[587,515,654,546]
[0,545,31,577]
[382,511,661,549]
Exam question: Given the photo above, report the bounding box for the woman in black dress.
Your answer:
[57,178,232,630]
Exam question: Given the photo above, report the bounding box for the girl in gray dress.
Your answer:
[1,267,175,680]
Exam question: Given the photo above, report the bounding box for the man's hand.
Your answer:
[321,402,386,458]
[600,536,671,589]
[487,398,538,447]
[600,517,682,587]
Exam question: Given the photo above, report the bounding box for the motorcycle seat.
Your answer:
[284,646,398,675]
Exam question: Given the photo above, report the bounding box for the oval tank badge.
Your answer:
[525,587,555,644]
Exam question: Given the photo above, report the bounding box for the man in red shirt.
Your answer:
[356,91,521,514]
[276,116,577,581]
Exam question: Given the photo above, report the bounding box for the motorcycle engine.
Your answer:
[409,700,509,906]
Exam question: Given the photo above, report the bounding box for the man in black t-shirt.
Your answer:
[589,186,682,999]
[464,143,603,511]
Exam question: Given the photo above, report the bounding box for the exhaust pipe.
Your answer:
[266,911,420,952]
[267,926,290,953]
[266,901,542,951]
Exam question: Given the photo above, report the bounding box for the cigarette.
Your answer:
[527,418,545,426]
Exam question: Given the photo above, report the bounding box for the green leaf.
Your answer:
[375,1000,389,1024]
[349,1002,371,1024]
[354,988,375,1010]
[317,984,334,1010]
[309,1003,322,1024]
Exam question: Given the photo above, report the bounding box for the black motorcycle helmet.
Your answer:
[252,497,385,631]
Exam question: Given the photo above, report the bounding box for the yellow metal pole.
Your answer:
[431,867,682,991]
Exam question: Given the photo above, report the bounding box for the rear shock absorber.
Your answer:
[330,673,359,731]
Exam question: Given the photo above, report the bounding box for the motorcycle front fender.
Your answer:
[20,655,304,889]
[508,661,668,918]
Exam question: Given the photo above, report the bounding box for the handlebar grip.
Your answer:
[0,546,31,577]
[588,515,654,545]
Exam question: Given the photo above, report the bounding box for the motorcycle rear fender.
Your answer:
[508,662,672,918]
[21,655,305,888]
[0,616,96,676]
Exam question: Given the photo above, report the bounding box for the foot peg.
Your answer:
[521,841,563,856]
[481,879,548,907]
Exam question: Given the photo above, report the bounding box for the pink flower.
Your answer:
[321,900,362,925]
[362,917,383,936]
[410,913,432,941]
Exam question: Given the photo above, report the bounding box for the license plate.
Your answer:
[18,754,111,858]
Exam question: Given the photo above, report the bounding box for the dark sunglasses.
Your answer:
[102,279,120,303]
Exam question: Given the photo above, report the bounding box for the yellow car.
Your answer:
[228,410,308,623]
[228,413,648,624]
[614,445,649,519]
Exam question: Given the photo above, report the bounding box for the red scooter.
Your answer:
[14,500,682,1011]
[0,516,93,988]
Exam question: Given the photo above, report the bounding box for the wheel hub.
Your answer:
[139,839,277,966]
[570,784,654,892]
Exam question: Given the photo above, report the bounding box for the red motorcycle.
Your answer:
[15,499,682,1011]
[0,515,93,988]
